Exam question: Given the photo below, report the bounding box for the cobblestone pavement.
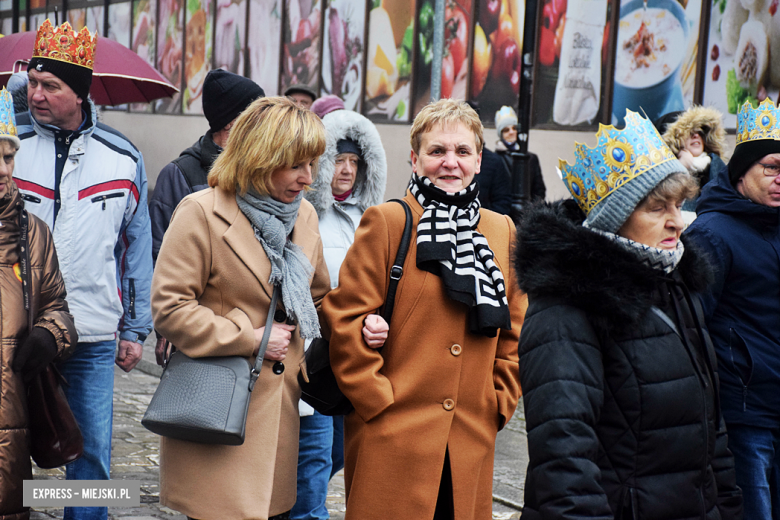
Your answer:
[30,338,527,519]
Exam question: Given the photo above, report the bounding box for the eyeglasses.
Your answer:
[757,163,780,177]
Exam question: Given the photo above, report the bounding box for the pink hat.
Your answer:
[311,95,345,118]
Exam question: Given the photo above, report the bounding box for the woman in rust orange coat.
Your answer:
[323,99,526,520]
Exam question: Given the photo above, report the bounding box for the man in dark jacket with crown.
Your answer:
[685,99,780,520]
[516,110,742,519]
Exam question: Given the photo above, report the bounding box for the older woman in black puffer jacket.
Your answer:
[515,111,742,520]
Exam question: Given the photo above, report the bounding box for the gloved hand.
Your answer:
[12,327,58,382]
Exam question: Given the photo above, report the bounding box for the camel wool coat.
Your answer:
[151,186,330,520]
[324,192,526,519]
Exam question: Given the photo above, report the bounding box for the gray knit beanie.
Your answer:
[585,159,687,232]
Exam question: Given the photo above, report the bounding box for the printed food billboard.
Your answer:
[248,0,281,95]
[611,0,701,126]
[363,0,414,122]
[532,0,609,127]
[156,0,184,113]
[281,0,322,93]
[470,0,524,120]
[184,0,212,113]
[702,0,779,129]
[322,0,366,111]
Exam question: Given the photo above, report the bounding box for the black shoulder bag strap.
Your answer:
[19,208,33,332]
[381,199,412,322]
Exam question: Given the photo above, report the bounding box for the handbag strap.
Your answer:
[19,207,33,332]
[381,199,412,323]
[249,284,281,391]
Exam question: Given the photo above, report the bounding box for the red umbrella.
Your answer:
[0,31,179,105]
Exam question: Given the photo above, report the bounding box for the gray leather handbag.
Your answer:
[142,285,280,445]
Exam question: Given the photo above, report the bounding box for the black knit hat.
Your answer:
[728,139,780,185]
[337,138,363,161]
[203,69,265,132]
[28,57,92,101]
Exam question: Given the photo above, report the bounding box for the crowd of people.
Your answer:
[3,17,780,520]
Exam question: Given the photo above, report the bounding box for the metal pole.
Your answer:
[430,0,446,101]
[510,0,539,223]
[12,0,19,32]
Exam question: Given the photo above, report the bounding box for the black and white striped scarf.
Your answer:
[409,175,511,337]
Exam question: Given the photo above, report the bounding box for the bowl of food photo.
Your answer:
[612,0,689,125]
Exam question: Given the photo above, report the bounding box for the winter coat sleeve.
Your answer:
[150,162,193,264]
[30,217,77,359]
[324,205,397,422]
[682,224,731,320]
[151,197,257,359]
[711,417,743,519]
[116,155,153,344]
[494,216,525,430]
[519,300,613,519]
[487,152,512,215]
[530,153,547,202]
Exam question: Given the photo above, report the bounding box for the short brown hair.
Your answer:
[409,99,483,154]
[208,96,326,195]
[643,172,700,206]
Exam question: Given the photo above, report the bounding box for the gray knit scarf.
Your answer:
[592,228,685,274]
[236,189,320,339]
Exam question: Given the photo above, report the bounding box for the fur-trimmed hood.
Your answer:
[662,105,727,158]
[515,199,713,327]
[306,109,387,216]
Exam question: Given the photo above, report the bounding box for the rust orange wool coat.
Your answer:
[324,192,526,519]
[151,186,330,520]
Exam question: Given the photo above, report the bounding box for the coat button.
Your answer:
[443,399,455,411]
[274,309,286,322]
[272,362,285,375]
[450,344,462,356]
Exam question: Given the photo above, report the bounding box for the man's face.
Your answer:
[288,92,314,109]
[27,69,84,131]
[737,153,780,208]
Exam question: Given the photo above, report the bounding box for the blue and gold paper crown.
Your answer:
[736,99,780,146]
[559,110,678,216]
[0,88,19,147]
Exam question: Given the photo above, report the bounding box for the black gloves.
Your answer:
[13,327,58,382]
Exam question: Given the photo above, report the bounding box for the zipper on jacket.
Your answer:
[21,193,41,204]
[128,278,136,319]
[91,192,124,210]
[333,202,357,233]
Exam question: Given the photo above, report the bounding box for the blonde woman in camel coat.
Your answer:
[152,97,330,520]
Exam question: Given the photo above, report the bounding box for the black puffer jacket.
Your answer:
[149,131,220,262]
[515,200,742,520]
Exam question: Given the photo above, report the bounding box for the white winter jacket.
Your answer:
[14,104,153,343]
[301,109,387,415]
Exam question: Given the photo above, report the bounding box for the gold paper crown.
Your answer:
[0,88,17,140]
[559,110,678,215]
[736,99,780,145]
[32,19,97,70]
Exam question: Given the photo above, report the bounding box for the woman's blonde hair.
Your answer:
[208,96,326,195]
[409,99,483,154]
[643,172,700,206]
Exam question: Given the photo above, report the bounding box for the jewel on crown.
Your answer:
[32,19,97,70]
[559,110,678,215]
[736,98,780,146]
[0,88,16,140]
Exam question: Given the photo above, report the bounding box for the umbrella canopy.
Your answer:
[0,31,178,105]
